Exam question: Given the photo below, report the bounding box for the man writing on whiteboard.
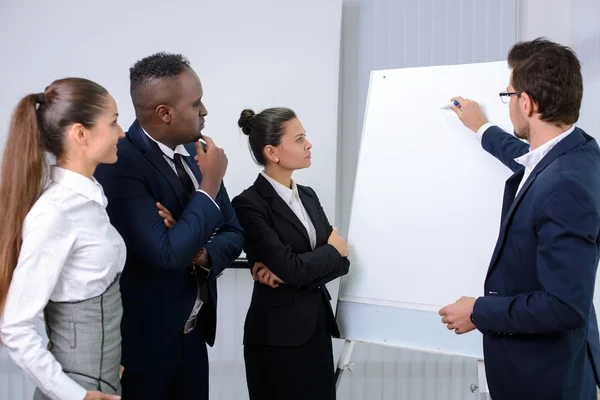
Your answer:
[439,38,600,399]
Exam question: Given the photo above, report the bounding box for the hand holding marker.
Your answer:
[440,100,461,110]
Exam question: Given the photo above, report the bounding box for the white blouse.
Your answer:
[0,166,126,400]
[261,171,317,249]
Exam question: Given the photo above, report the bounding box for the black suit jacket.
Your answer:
[232,174,350,346]
[94,121,244,373]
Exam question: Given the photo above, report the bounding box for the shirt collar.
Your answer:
[260,171,298,204]
[140,126,190,159]
[514,125,575,170]
[51,166,107,207]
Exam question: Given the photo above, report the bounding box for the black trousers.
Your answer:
[121,328,209,400]
[244,302,336,400]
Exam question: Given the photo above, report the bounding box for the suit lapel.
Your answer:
[500,169,524,221]
[255,175,312,246]
[486,128,587,280]
[127,121,189,208]
[298,188,327,245]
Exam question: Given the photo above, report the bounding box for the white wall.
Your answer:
[0,0,341,216]
[517,0,573,45]
[0,1,342,399]
[571,0,600,138]
[516,0,600,135]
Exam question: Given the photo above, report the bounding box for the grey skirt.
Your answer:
[34,274,123,399]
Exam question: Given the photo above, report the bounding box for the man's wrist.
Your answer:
[476,122,493,141]
[470,298,479,326]
[198,180,219,200]
[192,248,206,265]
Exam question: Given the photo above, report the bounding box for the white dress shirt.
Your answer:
[477,124,575,196]
[140,127,219,210]
[261,171,317,249]
[0,166,126,400]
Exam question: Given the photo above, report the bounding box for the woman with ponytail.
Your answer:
[0,78,126,400]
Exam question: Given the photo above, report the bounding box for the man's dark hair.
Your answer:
[129,52,191,111]
[130,52,190,88]
[508,37,583,126]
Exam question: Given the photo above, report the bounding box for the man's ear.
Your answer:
[520,92,537,118]
[156,105,172,123]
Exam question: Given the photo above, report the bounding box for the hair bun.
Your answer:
[238,109,256,136]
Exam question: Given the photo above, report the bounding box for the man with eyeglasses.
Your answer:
[438,38,600,399]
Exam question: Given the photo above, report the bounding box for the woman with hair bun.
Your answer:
[232,107,350,400]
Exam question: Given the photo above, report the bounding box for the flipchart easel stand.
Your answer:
[334,339,490,399]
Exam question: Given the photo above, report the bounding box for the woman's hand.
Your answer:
[84,391,120,400]
[252,262,285,288]
[327,228,349,257]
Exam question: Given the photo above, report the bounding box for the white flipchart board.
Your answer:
[336,61,515,360]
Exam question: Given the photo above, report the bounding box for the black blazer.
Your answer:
[95,121,244,373]
[232,174,350,347]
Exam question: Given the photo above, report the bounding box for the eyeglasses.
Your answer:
[499,91,523,104]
